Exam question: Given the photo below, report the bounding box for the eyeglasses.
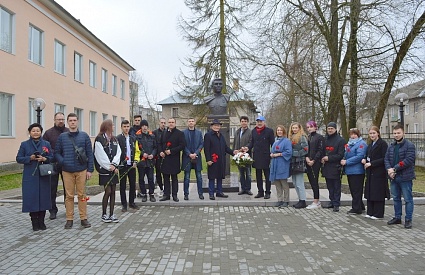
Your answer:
[350,128,358,131]
[55,119,65,121]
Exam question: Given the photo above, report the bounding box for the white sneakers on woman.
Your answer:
[306,202,321,209]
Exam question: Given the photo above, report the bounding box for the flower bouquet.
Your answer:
[232,152,254,168]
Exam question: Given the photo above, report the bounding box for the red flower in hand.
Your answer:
[303,147,308,151]
[42,146,49,154]
[212,153,219,163]
[166,142,172,148]
[399,161,404,167]
[125,156,129,161]
[344,144,348,148]
[292,141,297,145]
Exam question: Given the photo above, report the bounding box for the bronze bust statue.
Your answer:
[204,78,230,116]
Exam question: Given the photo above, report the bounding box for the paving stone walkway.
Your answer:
[1,202,424,274]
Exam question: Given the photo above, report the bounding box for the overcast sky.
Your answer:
[55,0,191,102]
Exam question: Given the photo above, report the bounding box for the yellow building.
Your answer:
[0,0,135,165]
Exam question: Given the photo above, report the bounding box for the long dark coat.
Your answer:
[248,127,275,169]
[364,138,390,201]
[181,128,203,172]
[204,131,233,179]
[16,138,53,212]
[159,128,185,175]
[321,133,345,179]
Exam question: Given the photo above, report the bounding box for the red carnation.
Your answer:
[359,145,364,149]
[399,161,404,167]
[329,147,334,151]
[166,142,172,147]
[276,146,280,150]
[42,146,49,153]
[303,147,308,151]
[292,141,297,145]
[344,144,348,148]
[212,153,219,163]
[346,148,351,152]
[125,156,129,161]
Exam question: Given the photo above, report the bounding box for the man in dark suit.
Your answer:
[204,119,234,200]
[153,118,166,196]
[244,115,274,199]
[158,118,185,202]
[182,118,204,200]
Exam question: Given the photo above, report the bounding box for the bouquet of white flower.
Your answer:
[232,152,254,168]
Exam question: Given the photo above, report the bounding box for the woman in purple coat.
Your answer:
[16,123,53,231]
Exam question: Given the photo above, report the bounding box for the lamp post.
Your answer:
[394,92,409,129]
[31,98,46,125]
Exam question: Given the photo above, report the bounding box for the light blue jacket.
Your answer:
[344,137,368,175]
[270,137,292,181]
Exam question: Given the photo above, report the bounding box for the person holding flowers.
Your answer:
[94,119,121,223]
[321,122,346,212]
[288,122,309,209]
[135,120,157,202]
[232,116,253,195]
[16,123,53,231]
[204,119,234,200]
[269,125,292,208]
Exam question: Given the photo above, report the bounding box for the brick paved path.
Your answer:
[1,203,424,274]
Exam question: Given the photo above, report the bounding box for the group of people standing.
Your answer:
[17,111,417,232]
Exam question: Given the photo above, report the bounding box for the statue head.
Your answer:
[211,78,223,94]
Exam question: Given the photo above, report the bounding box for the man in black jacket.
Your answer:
[42,112,68,220]
[321,122,345,212]
[153,118,166,196]
[117,120,139,211]
[129,115,142,137]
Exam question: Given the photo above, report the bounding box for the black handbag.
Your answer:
[39,163,57,176]
[69,136,88,165]
[291,160,306,174]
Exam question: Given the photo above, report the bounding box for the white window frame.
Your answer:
[89,61,96,88]
[89,111,97,137]
[74,107,83,130]
[54,39,65,74]
[0,92,14,137]
[54,103,65,114]
[405,104,409,115]
[0,6,15,54]
[102,113,108,121]
[101,68,108,93]
[74,52,83,82]
[112,74,117,96]
[120,79,125,99]
[112,115,117,135]
[414,123,419,133]
[28,24,43,65]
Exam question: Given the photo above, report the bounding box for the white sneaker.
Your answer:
[370,216,382,220]
[109,214,119,223]
[101,214,111,223]
[159,190,164,198]
[306,202,321,209]
[364,214,371,218]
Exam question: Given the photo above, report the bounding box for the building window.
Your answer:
[0,92,13,136]
[390,107,394,118]
[102,113,108,121]
[112,74,117,96]
[74,107,83,130]
[121,117,125,123]
[54,103,65,114]
[28,98,43,125]
[172,107,178,118]
[54,40,65,74]
[414,123,419,133]
[89,111,97,136]
[101,68,108,93]
[405,104,409,115]
[414,102,419,113]
[0,6,14,53]
[120,79,125,99]
[74,52,83,82]
[112,115,117,135]
[89,61,96,88]
[28,24,43,65]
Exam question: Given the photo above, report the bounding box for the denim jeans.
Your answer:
[238,166,252,192]
[390,179,414,220]
[209,178,223,195]
[138,166,155,195]
[184,169,203,195]
[325,178,341,207]
[292,173,306,200]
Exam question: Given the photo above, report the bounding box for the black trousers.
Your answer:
[49,172,64,214]
[154,159,164,190]
[119,165,136,207]
[347,174,365,212]
[325,178,341,207]
[367,200,385,218]
[255,168,271,194]
[163,173,178,197]
[306,162,321,199]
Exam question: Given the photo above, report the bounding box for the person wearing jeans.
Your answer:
[385,124,416,229]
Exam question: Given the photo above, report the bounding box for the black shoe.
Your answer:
[246,191,253,195]
[137,192,143,198]
[404,219,412,229]
[254,193,264,198]
[294,200,306,209]
[238,191,245,195]
[141,195,147,202]
[264,193,271,199]
[199,194,204,200]
[64,220,73,229]
[49,212,57,220]
[172,196,179,202]
[333,206,340,212]
[129,203,140,210]
[159,196,170,201]
[216,193,228,198]
[322,203,334,209]
[39,219,47,230]
[347,209,362,215]
[387,217,402,225]
[150,195,156,202]
[184,195,189,200]
[209,195,215,200]
[121,206,128,212]
[81,219,91,228]
[31,218,40,231]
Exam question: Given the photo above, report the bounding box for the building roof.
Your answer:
[391,79,425,102]
[45,0,135,71]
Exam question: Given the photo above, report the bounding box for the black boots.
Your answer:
[38,211,46,230]
[31,216,40,231]
[30,211,47,231]
[293,200,307,209]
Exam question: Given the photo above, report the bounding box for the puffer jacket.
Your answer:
[55,131,94,173]
[134,130,157,168]
[384,138,416,182]
[343,138,367,175]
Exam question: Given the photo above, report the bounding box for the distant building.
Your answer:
[0,0,135,164]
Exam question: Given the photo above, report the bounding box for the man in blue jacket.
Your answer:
[385,124,416,229]
[181,118,204,200]
[55,113,94,229]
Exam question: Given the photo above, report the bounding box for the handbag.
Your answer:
[39,163,57,176]
[291,160,306,174]
[69,135,88,165]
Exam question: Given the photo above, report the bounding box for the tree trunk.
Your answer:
[219,0,227,93]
